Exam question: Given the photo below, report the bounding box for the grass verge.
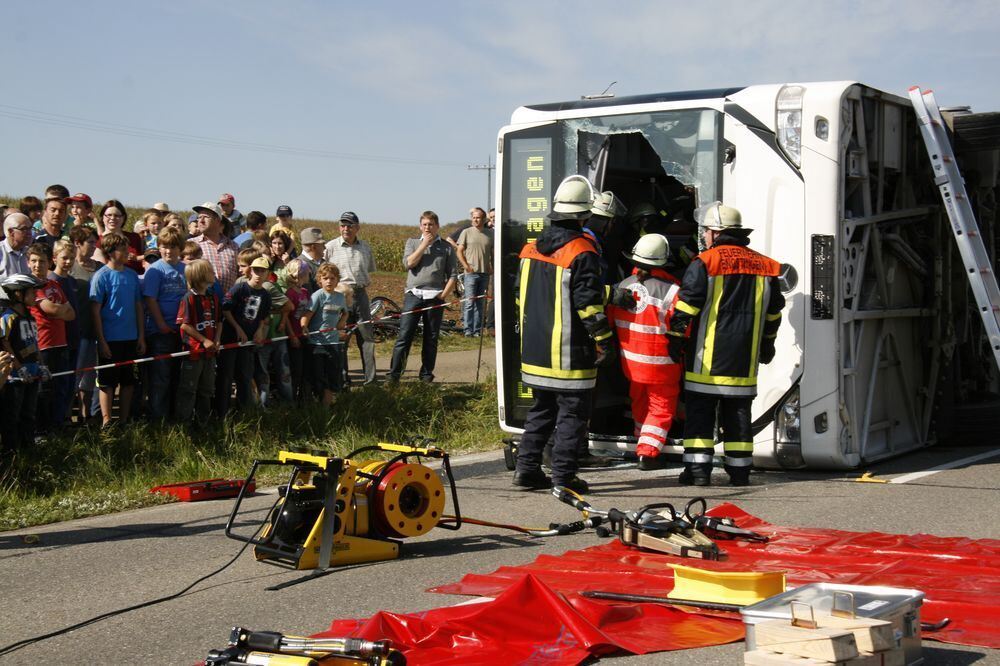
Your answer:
[1,380,502,531]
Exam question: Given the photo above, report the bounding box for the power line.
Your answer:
[0,104,465,167]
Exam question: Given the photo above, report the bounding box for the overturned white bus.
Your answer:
[495,81,1000,470]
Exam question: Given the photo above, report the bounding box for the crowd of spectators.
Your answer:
[0,186,494,450]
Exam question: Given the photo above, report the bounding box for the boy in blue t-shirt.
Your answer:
[218,251,271,415]
[301,263,346,406]
[90,232,145,427]
[141,228,187,420]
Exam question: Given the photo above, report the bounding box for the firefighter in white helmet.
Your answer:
[607,233,683,470]
[667,202,785,486]
[513,175,616,494]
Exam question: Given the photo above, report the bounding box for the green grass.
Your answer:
[0,381,503,531]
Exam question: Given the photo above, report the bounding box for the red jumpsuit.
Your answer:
[607,267,683,457]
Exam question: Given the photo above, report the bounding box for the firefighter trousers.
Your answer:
[516,387,592,485]
[631,382,679,456]
[683,392,753,481]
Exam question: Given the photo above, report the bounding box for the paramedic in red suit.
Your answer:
[607,233,683,471]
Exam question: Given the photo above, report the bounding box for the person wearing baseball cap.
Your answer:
[324,211,378,384]
[218,193,245,238]
[66,193,96,230]
[269,205,298,256]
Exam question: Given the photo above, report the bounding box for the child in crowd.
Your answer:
[163,213,186,236]
[283,259,312,401]
[27,243,75,431]
[90,232,145,427]
[69,226,100,420]
[252,257,293,406]
[217,250,271,416]
[51,240,81,426]
[141,209,163,249]
[301,263,346,406]
[175,259,221,421]
[181,240,202,262]
[141,227,187,420]
[0,274,46,452]
[66,193,95,229]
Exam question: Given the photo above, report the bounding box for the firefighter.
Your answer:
[606,233,683,471]
[667,203,784,486]
[513,175,616,494]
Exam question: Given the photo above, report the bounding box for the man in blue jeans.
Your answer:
[456,207,492,337]
[388,211,457,383]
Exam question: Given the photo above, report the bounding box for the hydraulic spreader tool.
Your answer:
[225,439,461,570]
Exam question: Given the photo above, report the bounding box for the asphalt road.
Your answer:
[2,443,998,665]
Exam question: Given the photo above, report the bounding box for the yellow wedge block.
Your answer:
[669,564,786,605]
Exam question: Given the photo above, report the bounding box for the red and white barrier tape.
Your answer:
[13,293,490,382]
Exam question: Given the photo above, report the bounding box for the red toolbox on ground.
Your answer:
[150,478,255,502]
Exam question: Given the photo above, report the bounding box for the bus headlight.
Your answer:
[776,85,805,168]
[774,386,804,468]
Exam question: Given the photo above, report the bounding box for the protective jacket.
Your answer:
[516,224,612,391]
[668,233,784,397]
[607,267,683,388]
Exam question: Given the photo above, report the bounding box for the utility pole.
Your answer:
[467,155,495,210]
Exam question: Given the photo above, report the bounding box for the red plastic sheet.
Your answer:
[315,573,744,665]
[433,503,1000,650]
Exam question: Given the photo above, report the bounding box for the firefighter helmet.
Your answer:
[695,201,747,231]
[628,202,659,223]
[548,175,595,220]
[591,190,627,219]
[629,234,670,267]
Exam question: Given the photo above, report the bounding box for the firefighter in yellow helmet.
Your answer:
[513,176,616,494]
[666,203,785,486]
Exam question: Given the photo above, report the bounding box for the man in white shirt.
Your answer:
[0,214,33,279]
[324,211,378,384]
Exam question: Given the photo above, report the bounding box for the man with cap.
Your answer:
[0,213,34,279]
[218,194,244,237]
[512,175,616,494]
[324,212,377,385]
[192,201,240,293]
[667,202,785,486]
[606,234,683,471]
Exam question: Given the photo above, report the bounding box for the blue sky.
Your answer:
[3,1,998,226]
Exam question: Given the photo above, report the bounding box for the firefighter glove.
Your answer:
[595,338,618,367]
[760,341,776,365]
[610,287,637,310]
[667,336,685,364]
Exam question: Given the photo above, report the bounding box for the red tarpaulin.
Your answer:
[317,503,1000,664]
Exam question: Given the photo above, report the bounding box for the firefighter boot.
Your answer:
[679,463,712,486]
[726,466,751,487]
[555,475,589,494]
[513,468,552,490]
[636,443,668,471]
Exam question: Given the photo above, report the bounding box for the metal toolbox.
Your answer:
[741,583,925,665]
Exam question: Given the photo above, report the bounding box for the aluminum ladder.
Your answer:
[909,86,1000,372]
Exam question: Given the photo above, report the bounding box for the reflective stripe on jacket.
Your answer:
[668,236,784,397]
[607,267,683,387]
[516,227,611,391]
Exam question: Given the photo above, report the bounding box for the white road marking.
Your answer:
[889,448,1000,484]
